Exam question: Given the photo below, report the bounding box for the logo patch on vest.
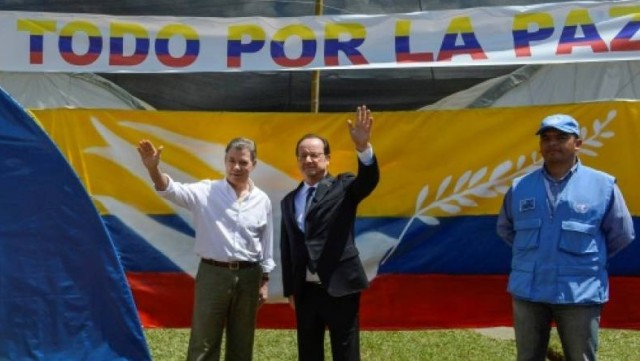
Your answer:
[519,198,535,212]
[573,203,590,213]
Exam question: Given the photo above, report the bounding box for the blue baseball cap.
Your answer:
[535,114,580,137]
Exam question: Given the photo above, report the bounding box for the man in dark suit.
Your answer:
[280,105,379,361]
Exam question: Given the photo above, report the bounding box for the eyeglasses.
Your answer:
[297,152,325,161]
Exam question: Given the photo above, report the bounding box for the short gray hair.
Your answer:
[225,137,257,161]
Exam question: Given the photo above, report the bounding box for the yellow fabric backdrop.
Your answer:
[33,102,640,220]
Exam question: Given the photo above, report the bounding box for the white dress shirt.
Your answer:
[158,176,275,273]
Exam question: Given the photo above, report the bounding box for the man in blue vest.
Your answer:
[496,113,635,361]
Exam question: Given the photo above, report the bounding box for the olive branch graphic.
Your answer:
[380,110,617,265]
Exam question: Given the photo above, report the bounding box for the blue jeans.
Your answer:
[512,297,601,361]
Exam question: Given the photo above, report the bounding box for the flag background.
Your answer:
[31,102,640,329]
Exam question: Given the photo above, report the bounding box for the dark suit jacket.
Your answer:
[280,156,379,298]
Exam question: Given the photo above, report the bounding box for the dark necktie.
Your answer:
[305,187,317,273]
[305,187,316,214]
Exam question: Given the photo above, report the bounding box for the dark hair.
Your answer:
[226,137,257,162]
[295,133,330,156]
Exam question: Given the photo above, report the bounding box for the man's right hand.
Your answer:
[137,139,169,191]
[137,139,163,170]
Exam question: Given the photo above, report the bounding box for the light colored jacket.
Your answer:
[508,165,614,304]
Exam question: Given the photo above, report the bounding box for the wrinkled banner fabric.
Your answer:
[3,1,640,72]
[32,102,640,329]
[0,89,150,359]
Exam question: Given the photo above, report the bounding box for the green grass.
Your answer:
[145,328,640,361]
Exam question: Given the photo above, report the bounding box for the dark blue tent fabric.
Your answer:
[0,89,151,359]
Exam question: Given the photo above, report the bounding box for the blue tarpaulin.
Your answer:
[0,89,150,360]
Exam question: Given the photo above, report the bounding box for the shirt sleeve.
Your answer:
[260,198,276,273]
[357,144,374,166]
[156,176,202,211]
[602,184,635,258]
[496,188,515,246]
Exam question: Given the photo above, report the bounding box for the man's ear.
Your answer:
[574,138,583,149]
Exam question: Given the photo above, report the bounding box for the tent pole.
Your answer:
[310,0,323,113]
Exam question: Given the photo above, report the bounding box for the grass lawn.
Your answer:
[145,328,640,361]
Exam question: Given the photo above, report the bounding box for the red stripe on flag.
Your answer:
[127,273,640,329]
[126,272,194,328]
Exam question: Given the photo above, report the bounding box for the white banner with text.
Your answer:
[2,1,640,73]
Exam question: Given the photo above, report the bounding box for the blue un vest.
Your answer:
[509,165,614,304]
